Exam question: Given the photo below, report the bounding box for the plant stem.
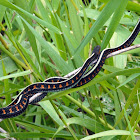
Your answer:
[65,94,114,130]
[50,100,78,140]
[0,45,29,70]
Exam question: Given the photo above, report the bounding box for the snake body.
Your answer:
[0,46,100,118]
[0,19,139,119]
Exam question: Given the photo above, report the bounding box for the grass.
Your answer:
[0,0,140,139]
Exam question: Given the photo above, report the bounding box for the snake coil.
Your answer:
[0,19,140,119]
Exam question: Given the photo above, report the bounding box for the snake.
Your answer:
[0,46,101,118]
[0,19,140,119]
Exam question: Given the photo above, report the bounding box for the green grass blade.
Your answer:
[39,100,64,126]
[0,0,61,34]
[114,79,140,127]
[74,0,121,56]
[81,130,140,140]
[101,0,129,49]
[19,16,72,74]
[123,108,136,140]
[0,70,31,81]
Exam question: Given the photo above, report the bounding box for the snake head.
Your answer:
[92,45,101,55]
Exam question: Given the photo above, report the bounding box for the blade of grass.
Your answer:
[126,1,140,13]
[13,0,41,65]
[67,0,83,44]
[50,13,67,60]
[124,104,139,140]
[81,130,140,140]
[39,100,63,126]
[64,94,114,130]
[117,73,140,88]
[59,117,109,133]
[0,5,6,22]
[2,60,10,103]
[0,45,29,70]
[15,40,44,80]
[57,15,83,67]
[0,70,31,81]
[122,108,136,140]
[0,0,61,34]
[74,0,121,56]
[9,132,83,139]
[114,79,140,127]
[112,90,122,129]
[101,0,129,49]
[49,100,78,140]
[35,0,50,22]
[19,15,72,74]
[79,0,90,59]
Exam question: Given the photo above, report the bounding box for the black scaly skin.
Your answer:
[76,18,140,87]
[7,46,100,105]
[0,46,100,119]
[0,93,29,118]
[0,19,139,119]
[33,18,140,102]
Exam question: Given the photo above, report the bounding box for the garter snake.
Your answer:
[0,46,101,118]
[0,19,139,119]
